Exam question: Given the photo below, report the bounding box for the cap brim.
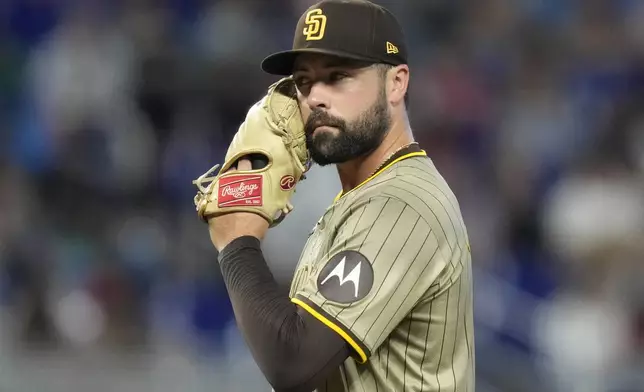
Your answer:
[261,48,382,75]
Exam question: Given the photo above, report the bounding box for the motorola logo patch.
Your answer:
[317,250,374,304]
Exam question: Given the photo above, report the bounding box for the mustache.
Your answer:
[305,110,345,133]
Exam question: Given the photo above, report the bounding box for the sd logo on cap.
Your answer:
[303,9,327,41]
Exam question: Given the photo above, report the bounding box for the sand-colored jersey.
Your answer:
[289,148,475,392]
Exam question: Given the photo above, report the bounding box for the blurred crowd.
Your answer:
[1,0,644,391]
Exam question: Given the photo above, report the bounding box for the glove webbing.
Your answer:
[267,86,310,178]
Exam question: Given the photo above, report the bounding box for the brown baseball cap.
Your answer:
[261,0,408,75]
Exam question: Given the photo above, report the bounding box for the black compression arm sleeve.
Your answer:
[217,236,351,392]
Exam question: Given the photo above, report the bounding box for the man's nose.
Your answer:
[306,82,330,110]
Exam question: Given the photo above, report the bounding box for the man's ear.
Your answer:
[388,64,409,106]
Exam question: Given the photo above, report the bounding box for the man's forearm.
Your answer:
[217,236,349,392]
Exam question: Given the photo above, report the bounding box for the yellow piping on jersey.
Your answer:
[333,151,428,203]
[291,297,368,364]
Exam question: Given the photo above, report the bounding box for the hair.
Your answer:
[373,63,410,107]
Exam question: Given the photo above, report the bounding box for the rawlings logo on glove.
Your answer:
[218,175,263,207]
[192,77,310,227]
[280,175,296,191]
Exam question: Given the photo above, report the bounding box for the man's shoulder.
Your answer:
[326,156,467,245]
[354,156,460,217]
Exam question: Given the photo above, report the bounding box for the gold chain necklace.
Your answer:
[367,142,419,178]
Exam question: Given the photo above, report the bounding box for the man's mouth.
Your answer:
[312,122,339,131]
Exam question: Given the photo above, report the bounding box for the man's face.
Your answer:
[292,54,392,166]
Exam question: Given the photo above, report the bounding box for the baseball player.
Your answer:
[192,1,475,391]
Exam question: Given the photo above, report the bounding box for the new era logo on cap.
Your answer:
[386,41,399,54]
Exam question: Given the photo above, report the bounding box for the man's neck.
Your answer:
[336,120,414,193]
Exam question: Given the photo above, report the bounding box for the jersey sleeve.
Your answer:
[291,196,453,363]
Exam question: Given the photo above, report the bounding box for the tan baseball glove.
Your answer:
[192,77,310,227]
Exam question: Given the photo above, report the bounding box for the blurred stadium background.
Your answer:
[1,0,644,391]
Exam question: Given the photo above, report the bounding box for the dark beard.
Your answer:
[304,88,391,166]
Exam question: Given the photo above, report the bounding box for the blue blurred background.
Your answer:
[1,0,644,391]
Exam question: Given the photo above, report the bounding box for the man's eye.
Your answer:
[295,77,310,87]
[329,72,348,82]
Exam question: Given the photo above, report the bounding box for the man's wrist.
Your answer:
[207,212,269,251]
